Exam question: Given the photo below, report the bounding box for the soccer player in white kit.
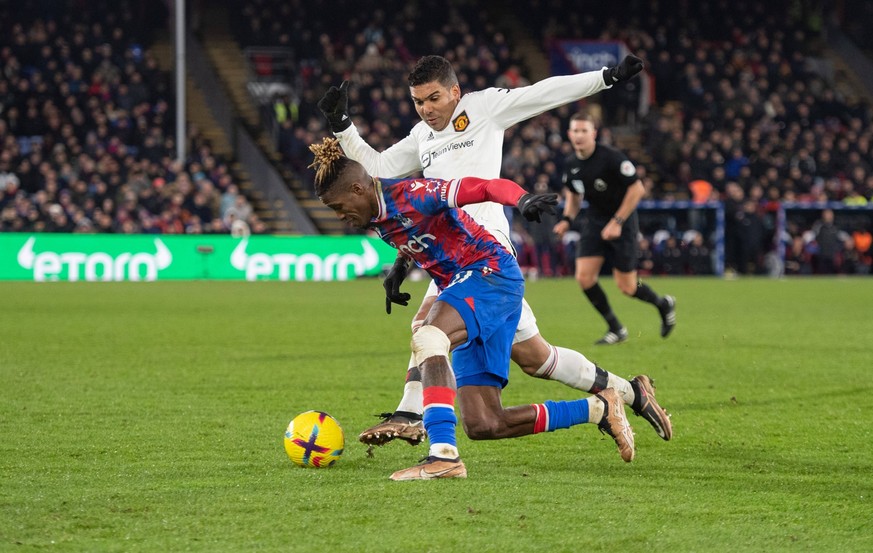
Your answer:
[318,54,673,447]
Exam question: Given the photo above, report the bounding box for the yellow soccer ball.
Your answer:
[284,411,344,468]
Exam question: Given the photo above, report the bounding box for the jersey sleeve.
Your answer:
[480,71,608,128]
[562,157,584,196]
[335,123,422,178]
[449,177,526,208]
[609,149,639,187]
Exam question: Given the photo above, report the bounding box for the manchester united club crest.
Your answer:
[452,111,470,132]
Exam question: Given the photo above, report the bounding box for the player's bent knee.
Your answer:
[411,325,450,366]
[518,363,539,376]
[510,340,548,376]
[577,274,597,289]
[617,280,637,296]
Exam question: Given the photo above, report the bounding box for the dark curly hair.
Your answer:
[308,137,357,196]
[407,55,458,89]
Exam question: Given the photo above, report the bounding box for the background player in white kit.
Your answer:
[318,54,673,445]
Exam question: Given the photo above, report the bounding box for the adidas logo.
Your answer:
[426,131,434,141]
[341,114,348,121]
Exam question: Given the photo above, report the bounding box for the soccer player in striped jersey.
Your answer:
[309,137,634,479]
[318,55,673,445]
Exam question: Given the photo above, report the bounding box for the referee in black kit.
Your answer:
[553,111,676,345]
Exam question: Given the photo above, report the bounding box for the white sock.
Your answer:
[607,373,635,406]
[395,353,424,416]
[429,443,460,459]
[535,346,636,405]
[586,396,605,424]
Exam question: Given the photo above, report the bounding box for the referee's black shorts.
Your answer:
[575,212,639,272]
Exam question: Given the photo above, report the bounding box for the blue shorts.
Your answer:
[436,262,524,389]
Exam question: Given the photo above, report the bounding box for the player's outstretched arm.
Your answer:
[452,177,558,223]
[483,53,644,129]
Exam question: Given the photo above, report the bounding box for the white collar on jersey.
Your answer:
[371,177,387,223]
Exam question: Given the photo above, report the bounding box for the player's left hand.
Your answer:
[383,255,412,314]
[603,55,644,86]
[517,193,559,223]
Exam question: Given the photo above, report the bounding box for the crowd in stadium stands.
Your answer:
[4,1,869,275]
[237,0,872,275]
[0,1,265,236]
[503,0,873,276]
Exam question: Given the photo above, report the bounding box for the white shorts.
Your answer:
[425,279,539,344]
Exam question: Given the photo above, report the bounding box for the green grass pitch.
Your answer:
[1,277,871,552]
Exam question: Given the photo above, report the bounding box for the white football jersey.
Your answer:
[336,70,608,247]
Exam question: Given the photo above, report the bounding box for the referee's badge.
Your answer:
[620,160,636,177]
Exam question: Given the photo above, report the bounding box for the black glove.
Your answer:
[383,255,412,314]
[317,80,351,133]
[517,193,559,223]
[602,55,644,86]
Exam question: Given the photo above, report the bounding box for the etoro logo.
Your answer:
[17,237,172,281]
[230,239,380,281]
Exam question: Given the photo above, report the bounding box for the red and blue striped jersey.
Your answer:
[369,176,525,290]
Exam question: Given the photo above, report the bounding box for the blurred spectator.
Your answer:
[685,231,713,275]
[654,236,684,275]
[812,208,845,273]
[526,177,561,276]
[0,2,264,235]
[223,194,253,227]
[851,226,872,274]
[784,234,814,275]
[510,218,537,279]
[723,182,746,273]
[636,236,655,276]
[735,200,767,274]
[688,179,713,204]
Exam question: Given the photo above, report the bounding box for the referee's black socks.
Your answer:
[633,282,665,309]
[583,283,622,332]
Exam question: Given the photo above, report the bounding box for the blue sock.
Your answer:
[544,398,589,431]
[423,405,457,447]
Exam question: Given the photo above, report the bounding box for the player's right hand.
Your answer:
[383,255,412,314]
[317,80,352,133]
